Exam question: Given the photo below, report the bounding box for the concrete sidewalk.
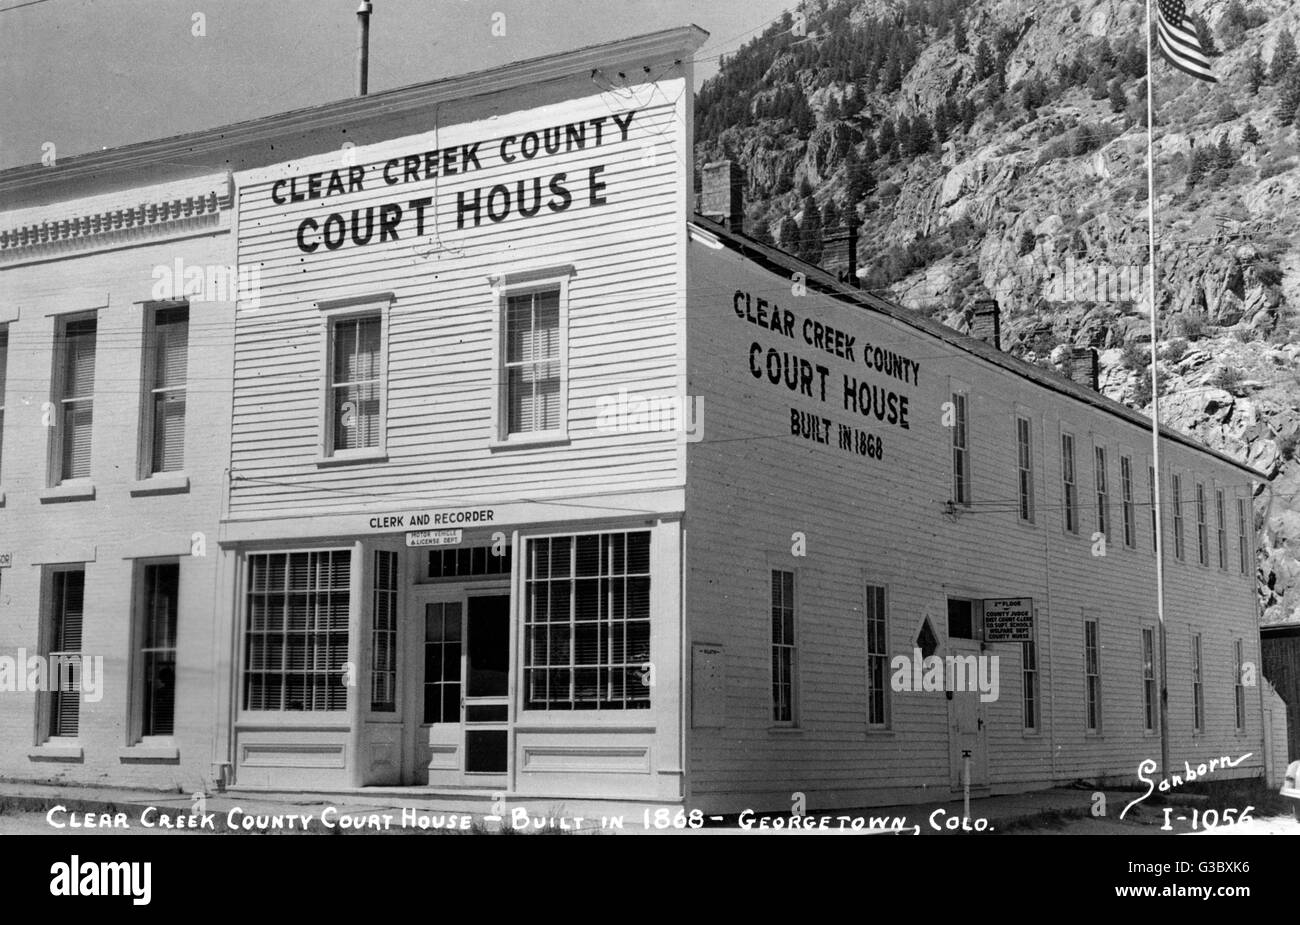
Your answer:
[0,778,1186,834]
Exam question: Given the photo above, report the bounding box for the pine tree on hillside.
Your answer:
[861,132,878,162]
[1215,134,1236,170]
[750,221,774,246]
[1271,31,1297,83]
[821,198,841,231]
[960,98,977,133]
[912,113,935,155]
[953,14,968,54]
[1219,0,1250,50]
[1089,70,1109,100]
[1190,14,1219,57]
[798,176,814,198]
[1109,78,1128,114]
[878,119,897,161]
[778,216,800,252]
[974,40,994,81]
[1275,68,1300,125]
[798,196,823,263]
[1247,51,1266,95]
[896,114,914,157]
[844,148,875,206]
[1242,120,1260,145]
[1186,145,1206,187]
[934,104,951,143]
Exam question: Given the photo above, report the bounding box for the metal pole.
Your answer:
[357,1,373,97]
[1145,0,1171,782]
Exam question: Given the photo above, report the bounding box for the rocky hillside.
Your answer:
[696,0,1300,625]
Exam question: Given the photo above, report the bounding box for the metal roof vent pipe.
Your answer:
[357,1,373,96]
[970,298,1001,350]
[700,160,745,232]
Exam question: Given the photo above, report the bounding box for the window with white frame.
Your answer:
[135,561,179,738]
[142,305,188,475]
[1022,640,1039,731]
[1141,627,1156,733]
[523,532,650,711]
[52,315,97,483]
[1016,416,1034,522]
[1084,618,1101,732]
[771,569,796,723]
[1171,473,1185,560]
[1192,633,1204,732]
[1148,464,1157,553]
[865,583,888,727]
[1120,455,1135,548]
[1237,498,1249,574]
[243,550,351,711]
[1196,483,1208,566]
[1062,432,1078,534]
[502,284,564,438]
[45,568,85,738]
[325,310,384,455]
[951,392,970,505]
[1215,489,1227,570]
[1094,446,1109,539]
[1234,639,1245,730]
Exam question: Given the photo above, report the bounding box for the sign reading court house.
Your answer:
[982,598,1034,642]
[367,509,495,530]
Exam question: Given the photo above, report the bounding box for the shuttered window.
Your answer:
[329,315,382,452]
[147,307,188,473]
[504,288,562,434]
[243,551,351,711]
[56,317,96,482]
[523,532,651,711]
[0,326,8,481]
[139,562,179,737]
[48,569,85,737]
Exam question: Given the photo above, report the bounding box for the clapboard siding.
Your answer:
[228,88,687,518]
[683,241,1264,812]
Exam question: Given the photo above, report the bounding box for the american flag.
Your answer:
[1156,0,1217,83]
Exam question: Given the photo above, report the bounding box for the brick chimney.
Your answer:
[970,299,1001,350]
[1069,346,1099,391]
[822,223,859,288]
[700,160,745,231]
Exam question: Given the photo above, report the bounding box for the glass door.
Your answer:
[462,594,510,785]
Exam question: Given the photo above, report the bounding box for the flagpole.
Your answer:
[1145,0,1171,783]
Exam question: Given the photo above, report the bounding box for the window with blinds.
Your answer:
[243,551,351,711]
[504,288,562,435]
[523,532,650,711]
[48,569,85,738]
[146,306,188,474]
[138,562,179,737]
[0,326,8,481]
[55,316,96,482]
[329,315,382,453]
[371,550,398,712]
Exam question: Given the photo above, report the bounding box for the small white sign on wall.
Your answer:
[406,529,463,548]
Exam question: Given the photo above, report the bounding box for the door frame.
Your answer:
[946,639,990,792]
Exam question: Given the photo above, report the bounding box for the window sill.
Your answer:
[488,431,570,452]
[130,473,190,496]
[768,725,804,735]
[865,726,895,737]
[28,743,83,761]
[314,450,388,467]
[40,481,95,503]
[118,744,180,763]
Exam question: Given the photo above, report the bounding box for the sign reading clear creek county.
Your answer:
[982,598,1035,642]
[274,111,639,253]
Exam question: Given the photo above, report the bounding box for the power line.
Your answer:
[0,0,56,13]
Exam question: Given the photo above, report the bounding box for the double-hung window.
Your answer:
[1171,474,1185,560]
[771,569,796,723]
[1120,455,1135,548]
[45,568,85,738]
[1148,464,1158,553]
[492,268,571,445]
[1196,483,1209,566]
[1084,618,1101,732]
[951,393,970,505]
[1192,633,1204,732]
[319,295,389,461]
[135,562,179,738]
[865,583,888,728]
[1141,627,1156,733]
[0,325,8,480]
[142,305,189,474]
[1237,498,1250,574]
[52,315,97,483]
[1022,640,1039,731]
[1215,489,1227,570]
[1016,416,1034,522]
[1061,433,1078,534]
[1234,640,1246,731]
[1094,446,1109,539]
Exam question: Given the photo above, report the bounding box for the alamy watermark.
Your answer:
[890,647,1000,703]
[595,389,703,441]
[0,649,104,702]
[151,258,261,307]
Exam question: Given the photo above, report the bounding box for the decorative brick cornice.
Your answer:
[0,173,232,265]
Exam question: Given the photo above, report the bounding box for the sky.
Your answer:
[0,0,793,171]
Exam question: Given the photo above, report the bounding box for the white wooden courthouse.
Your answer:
[0,26,1269,813]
